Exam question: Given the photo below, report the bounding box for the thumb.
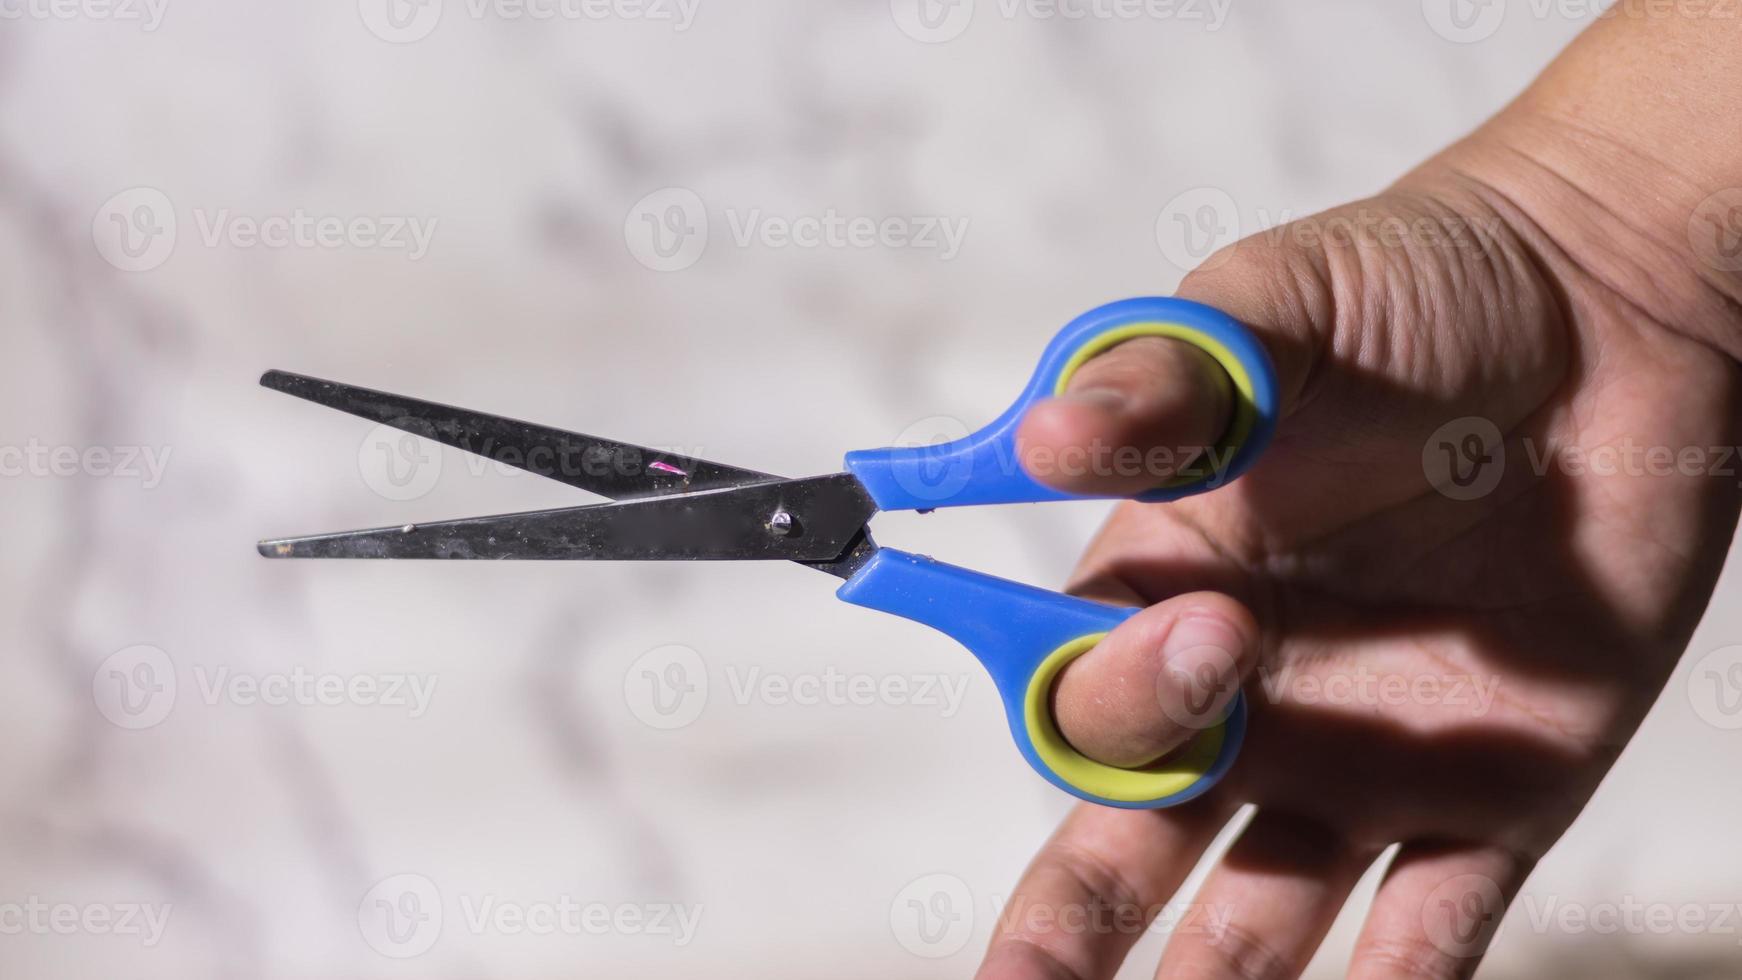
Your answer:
[1050,590,1259,769]
[1016,245,1324,497]
[1015,335,1234,496]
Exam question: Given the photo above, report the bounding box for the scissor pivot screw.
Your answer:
[767,510,795,537]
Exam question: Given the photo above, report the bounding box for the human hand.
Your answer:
[978,21,1742,976]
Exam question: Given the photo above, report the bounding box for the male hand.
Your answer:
[980,16,1742,975]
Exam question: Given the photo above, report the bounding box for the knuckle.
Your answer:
[1351,936,1474,980]
[995,936,1093,980]
[1072,336,1181,390]
[1045,842,1149,921]
[1188,918,1296,980]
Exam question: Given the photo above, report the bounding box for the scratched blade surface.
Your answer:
[261,370,769,499]
[258,473,877,563]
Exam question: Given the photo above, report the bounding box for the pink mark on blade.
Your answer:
[648,461,688,477]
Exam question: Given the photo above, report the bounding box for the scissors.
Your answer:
[258,297,1279,809]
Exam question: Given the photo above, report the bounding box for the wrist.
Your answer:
[1420,109,1742,364]
[1419,6,1742,362]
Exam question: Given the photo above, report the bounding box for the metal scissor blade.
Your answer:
[261,370,772,499]
[257,473,877,563]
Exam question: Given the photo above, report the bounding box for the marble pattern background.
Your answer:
[2,0,1740,976]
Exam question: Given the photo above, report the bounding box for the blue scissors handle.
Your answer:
[836,298,1277,809]
[837,549,1248,809]
[845,297,1279,511]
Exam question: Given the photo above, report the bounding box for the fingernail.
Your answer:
[1157,616,1242,730]
[1062,386,1128,413]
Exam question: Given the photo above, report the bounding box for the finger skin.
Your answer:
[1051,590,1259,769]
[1152,810,1374,980]
[1017,336,1233,497]
[1348,842,1535,980]
[975,802,1235,980]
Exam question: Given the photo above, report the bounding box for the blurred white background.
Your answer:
[2,0,1740,977]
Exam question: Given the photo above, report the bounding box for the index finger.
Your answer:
[974,801,1236,980]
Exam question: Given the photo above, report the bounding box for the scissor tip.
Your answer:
[257,539,296,558]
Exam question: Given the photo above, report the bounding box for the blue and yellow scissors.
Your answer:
[258,297,1279,809]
